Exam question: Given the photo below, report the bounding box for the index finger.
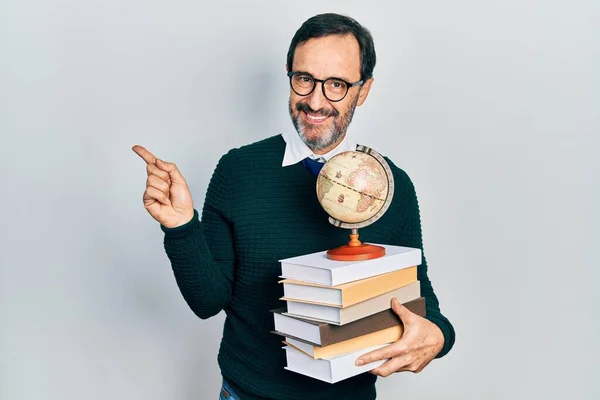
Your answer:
[132,145,157,165]
[355,342,399,366]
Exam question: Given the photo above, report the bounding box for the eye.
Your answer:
[325,79,347,93]
[294,74,312,82]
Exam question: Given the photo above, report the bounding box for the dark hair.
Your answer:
[286,13,376,81]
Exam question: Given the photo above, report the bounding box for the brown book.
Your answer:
[271,297,426,347]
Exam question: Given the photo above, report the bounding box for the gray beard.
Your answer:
[298,119,342,151]
[289,98,357,152]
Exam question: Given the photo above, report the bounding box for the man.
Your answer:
[133,13,454,400]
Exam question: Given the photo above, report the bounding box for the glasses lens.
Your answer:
[291,73,314,95]
[323,78,348,101]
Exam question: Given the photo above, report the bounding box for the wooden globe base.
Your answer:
[326,232,386,261]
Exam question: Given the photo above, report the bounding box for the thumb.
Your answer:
[391,297,413,322]
[155,158,187,186]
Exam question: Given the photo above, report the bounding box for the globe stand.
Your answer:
[326,228,386,261]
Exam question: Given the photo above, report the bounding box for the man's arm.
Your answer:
[160,153,236,320]
[354,168,455,374]
[390,169,455,358]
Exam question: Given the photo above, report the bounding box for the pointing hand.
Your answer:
[132,145,195,228]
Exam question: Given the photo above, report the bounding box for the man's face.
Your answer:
[288,34,373,154]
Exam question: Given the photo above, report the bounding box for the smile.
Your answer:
[304,111,330,124]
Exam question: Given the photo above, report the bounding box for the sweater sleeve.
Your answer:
[159,153,236,320]
[389,169,456,359]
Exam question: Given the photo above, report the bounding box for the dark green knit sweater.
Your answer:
[160,135,455,400]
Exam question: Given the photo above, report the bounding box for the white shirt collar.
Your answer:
[281,131,357,167]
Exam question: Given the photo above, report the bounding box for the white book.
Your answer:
[285,281,420,325]
[284,344,388,384]
[279,244,422,286]
[282,280,343,306]
[280,266,417,307]
[284,337,323,358]
[273,311,325,345]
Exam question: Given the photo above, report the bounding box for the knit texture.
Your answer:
[161,135,455,400]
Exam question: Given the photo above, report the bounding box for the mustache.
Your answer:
[296,102,339,118]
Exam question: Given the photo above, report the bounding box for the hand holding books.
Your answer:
[274,246,425,383]
[355,297,445,376]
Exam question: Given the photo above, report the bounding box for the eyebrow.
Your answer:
[294,70,356,83]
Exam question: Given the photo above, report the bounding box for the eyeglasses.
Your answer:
[287,71,363,102]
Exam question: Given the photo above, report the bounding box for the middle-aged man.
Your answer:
[133,13,455,400]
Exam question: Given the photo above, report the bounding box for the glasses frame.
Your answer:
[287,71,364,102]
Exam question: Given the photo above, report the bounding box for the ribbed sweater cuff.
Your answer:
[425,312,455,359]
[160,209,200,238]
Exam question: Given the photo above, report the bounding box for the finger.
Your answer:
[369,356,411,377]
[147,162,171,183]
[132,145,157,165]
[356,343,404,366]
[373,346,431,375]
[391,298,414,322]
[144,186,171,206]
[155,159,187,186]
[147,174,170,197]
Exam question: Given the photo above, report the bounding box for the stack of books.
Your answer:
[270,244,425,384]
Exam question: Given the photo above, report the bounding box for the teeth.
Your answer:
[306,112,327,121]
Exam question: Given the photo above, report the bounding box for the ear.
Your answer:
[356,77,374,106]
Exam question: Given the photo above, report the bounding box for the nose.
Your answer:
[306,82,328,112]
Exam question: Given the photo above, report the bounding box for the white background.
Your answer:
[1,0,598,399]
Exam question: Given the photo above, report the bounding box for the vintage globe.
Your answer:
[316,145,394,228]
[316,145,394,261]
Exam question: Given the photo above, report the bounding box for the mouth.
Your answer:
[303,111,330,124]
